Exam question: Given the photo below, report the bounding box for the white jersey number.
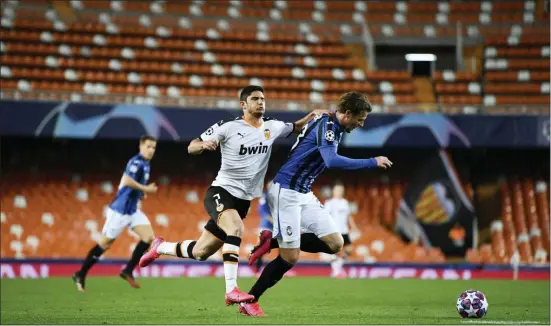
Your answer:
[290,114,323,152]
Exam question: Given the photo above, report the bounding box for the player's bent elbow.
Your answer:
[187,139,203,155]
[321,156,335,169]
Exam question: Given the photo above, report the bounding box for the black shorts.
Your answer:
[203,186,251,241]
[342,234,352,246]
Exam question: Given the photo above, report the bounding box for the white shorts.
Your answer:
[268,182,338,249]
[102,208,151,239]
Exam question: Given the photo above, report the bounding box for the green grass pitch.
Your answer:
[1,277,549,324]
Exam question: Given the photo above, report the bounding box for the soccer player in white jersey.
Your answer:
[240,92,392,316]
[324,183,359,278]
[139,85,326,306]
[72,135,158,292]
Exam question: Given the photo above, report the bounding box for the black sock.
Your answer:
[299,233,333,254]
[269,234,333,254]
[270,238,279,249]
[123,240,150,274]
[249,255,293,302]
[255,256,263,273]
[79,244,104,276]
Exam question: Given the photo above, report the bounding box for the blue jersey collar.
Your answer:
[329,111,344,132]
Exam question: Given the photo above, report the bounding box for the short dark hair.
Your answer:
[140,135,157,143]
[337,91,372,115]
[240,85,265,101]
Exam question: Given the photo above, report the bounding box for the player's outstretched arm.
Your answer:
[291,109,329,134]
[121,175,158,193]
[188,138,218,155]
[319,146,393,170]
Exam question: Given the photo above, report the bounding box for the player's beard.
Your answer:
[246,106,264,118]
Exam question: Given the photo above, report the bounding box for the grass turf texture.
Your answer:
[1,277,549,325]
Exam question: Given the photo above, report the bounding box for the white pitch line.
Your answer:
[460,320,548,325]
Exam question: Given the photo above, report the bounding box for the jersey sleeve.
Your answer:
[199,120,228,143]
[124,159,144,180]
[271,120,295,139]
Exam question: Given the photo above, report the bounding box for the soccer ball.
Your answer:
[456,289,488,318]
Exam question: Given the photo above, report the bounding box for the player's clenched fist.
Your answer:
[375,156,393,169]
[144,183,158,193]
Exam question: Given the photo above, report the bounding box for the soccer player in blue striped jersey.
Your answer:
[72,135,159,292]
[239,92,393,316]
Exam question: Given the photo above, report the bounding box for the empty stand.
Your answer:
[468,178,549,265]
[0,1,419,109]
[1,166,449,263]
[2,1,549,112]
[482,24,550,112]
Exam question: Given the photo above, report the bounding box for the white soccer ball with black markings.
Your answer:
[456,289,488,318]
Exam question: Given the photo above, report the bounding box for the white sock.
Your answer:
[331,259,339,277]
[331,257,344,277]
[157,242,177,256]
[335,257,344,275]
[222,238,241,293]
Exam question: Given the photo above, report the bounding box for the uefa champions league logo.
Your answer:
[343,114,472,148]
[34,102,180,140]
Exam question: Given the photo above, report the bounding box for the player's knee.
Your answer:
[222,221,244,237]
[98,238,114,250]
[279,249,300,265]
[227,224,244,237]
[218,211,244,237]
[327,235,344,254]
[284,255,299,265]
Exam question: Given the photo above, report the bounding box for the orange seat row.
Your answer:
[7,23,350,57]
[3,67,411,94]
[13,19,342,44]
[491,47,550,58]
[435,83,479,95]
[1,79,418,104]
[485,83,548,94]
[433,72,479,82]
[77,0,530,14]
[485,71,550,82]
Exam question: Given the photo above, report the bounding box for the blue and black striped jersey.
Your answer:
[273,113,343,193]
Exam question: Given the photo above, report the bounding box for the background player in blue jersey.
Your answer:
[253,180,274,274]
[72,135,159,292]
[240,92,393,316]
